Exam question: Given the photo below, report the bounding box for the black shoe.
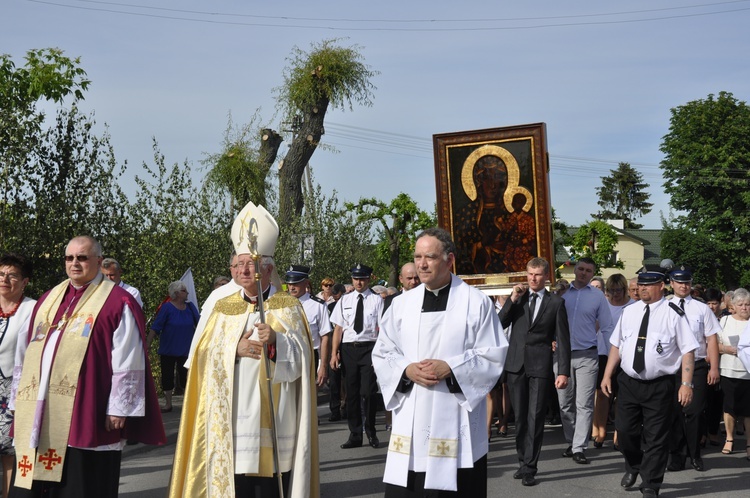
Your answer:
[690,457,705,472]
[667,456,685,472]
[513,470,524,479]
[573,452,589,464]
[521,475,537,487]
[328,413,341,422]
[368,435,380,448]
[561,446,574,458]
[593,438,604,449]
[340,438,362,449]
[642,488,658,497]
[620,471,637,488]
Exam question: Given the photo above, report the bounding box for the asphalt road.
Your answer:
[120,393,750,497]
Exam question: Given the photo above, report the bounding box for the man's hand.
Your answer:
[678,385,693,407]
[106,415,126,432]
[316,364,328,387]
[256,323,276,345]
[329,350,340,371]
[554,375,568,389]
[601,376,613,397]
[405,360,452,387]
[237,330,265,360]
[510,284,528,303]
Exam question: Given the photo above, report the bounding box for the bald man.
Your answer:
[383,263,420,313]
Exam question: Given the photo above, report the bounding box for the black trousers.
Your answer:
[616,372,674,492]
[234,471,290,497]
[384,454,487,498]
[507,368,550,476]
[160,354,188,392]
[341,342,378,438]
[669,359,709,460]
[9,448,121,498]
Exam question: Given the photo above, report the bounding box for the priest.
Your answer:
[372,227,507,497]
[11,235,164,497]
[168,202,319,498]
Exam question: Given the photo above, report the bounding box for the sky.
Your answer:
[4,0,750,229]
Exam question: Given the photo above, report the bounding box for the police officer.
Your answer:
[284,264,332,386]
[329,263,384,449]
[666,266,721,472]
[601,271,699,497]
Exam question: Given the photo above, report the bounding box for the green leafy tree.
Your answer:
[273,178,374,292]
[592,162,653,229]
[659,91,750,289]
[202,112,282,211]
[569,220,624,274]
[274,39,378,227]
[346,193,433,286]
[117,140,232,318]
[659,225,724,288]
[2,104,127,295]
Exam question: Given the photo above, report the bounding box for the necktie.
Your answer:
[633,304,650,373]
[529,292,538,324]
[679,298,685,311]
[354,294,364,333]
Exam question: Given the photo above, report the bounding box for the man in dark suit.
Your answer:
[499,257,571,486]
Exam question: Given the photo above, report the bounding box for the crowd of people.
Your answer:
[3,202,750,497]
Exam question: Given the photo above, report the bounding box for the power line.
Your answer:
[26,0,750,31]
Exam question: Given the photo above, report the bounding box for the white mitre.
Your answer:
[231,201,282,291]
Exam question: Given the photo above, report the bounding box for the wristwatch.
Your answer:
[681,381,694,388]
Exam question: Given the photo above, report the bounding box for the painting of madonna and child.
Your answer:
[433,123,555,286]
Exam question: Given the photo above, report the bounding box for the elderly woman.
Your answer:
[147,280,200,412]
[2,254,35,498]
[717,288,750,457]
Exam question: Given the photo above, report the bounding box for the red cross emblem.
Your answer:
[38,448,62,470]
[18,455,32,477]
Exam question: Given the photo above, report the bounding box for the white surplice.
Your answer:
[372,274,507,491]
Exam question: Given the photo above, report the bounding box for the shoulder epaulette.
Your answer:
[310,294,326,305]
[669,302,685,317]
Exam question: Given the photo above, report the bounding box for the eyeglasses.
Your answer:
[0,271,22,281]
[231,260,255,269]
[607,288,626,294]
[322,284,332,287]
[64,255,93,263]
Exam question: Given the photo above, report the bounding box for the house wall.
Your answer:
[558,235,645,283]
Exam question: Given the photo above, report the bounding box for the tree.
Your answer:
[659,225,724,288]
[591,162,652,229]
[275,39,378,227]
[659,91,750,289]
[1,48,91,251]
[202,112,282,211]
[273,178,374,289]
[346,193,433,286]
[569,220,624,274]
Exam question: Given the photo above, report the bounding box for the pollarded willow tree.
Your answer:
[592,162,653,229]
[274,38,378,227]
[660,91,750,289]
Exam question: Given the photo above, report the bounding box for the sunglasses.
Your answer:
[64,255,92,262]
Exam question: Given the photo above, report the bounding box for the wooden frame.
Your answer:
[433,123,554,290]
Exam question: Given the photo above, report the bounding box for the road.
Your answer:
[119,394,750,497]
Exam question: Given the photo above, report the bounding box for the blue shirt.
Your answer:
[562,284,614,351]
[151,301,200,356]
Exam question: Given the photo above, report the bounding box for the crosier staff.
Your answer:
[248,221,284,498]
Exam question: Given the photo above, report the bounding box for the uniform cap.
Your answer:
[351,263,373,278]
[284,264,311,284]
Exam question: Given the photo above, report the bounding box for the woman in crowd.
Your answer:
[704,288,725,446]
[147,280,200,413]
[1,253,35,498]
[717,288,750,458]
[317,277,336,304]
[592,273,631,449]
